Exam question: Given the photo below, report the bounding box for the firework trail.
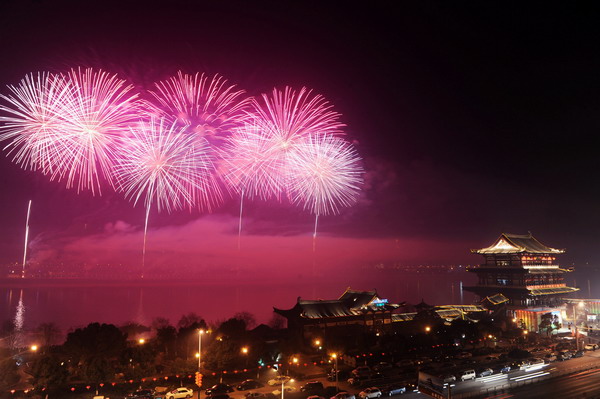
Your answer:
[287,134,363,250]
[0,72,71,173]
[22,200,32,278]
[222,87,345,246]
[147,71,251,140]
[219,124,287,248]
[114,117,221,274]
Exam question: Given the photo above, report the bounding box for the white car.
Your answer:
[268,376,291,386]
[359,387,382,399]
[584,343,598,351]
[165,387,194,399]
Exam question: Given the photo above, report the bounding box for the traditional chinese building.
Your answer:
[273,288,400,340]
[465,233,578,330]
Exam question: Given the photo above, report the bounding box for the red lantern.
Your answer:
[71,388,76,392]
[99,383,104,387]
[86,385,91,390]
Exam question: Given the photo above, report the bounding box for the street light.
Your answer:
[425,326,431,333]
[138,338,145,345]
[331,353,339,392]
[198,329,206,371]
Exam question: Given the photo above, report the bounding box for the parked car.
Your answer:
[353,366,373,377]
[380,384,407,396]
[500,365,511,374]
[206,395,230,399]
[584,343,598,351]
[558,351,572,361]
[331,392,355,399]
[455,352,472,359]
[300,382,324,393]
[245,393,268,399]
[165,387,194,399]
[441,375,456,383]
[459,370,476,381]
[478,368,493,377]
[544,353,557,363]
[573,350,585,358]
[268,376,291,386]
[359,387,382,399]
[327,369,350,381]
[238,380,263,391]
[373,362,393,371]
[205,384,234,395]
[125,389,154,399]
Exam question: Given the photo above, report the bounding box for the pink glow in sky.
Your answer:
[27,214,470,277]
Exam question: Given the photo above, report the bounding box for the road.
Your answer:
[503,367,600,398]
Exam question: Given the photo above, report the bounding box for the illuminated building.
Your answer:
[273,288,400,340]
[465,233,578,330]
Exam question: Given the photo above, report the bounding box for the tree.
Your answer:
[30,354,69,393]
[154,319,177,358]
[37,322,61,348]
[64,323,127,362]
[0,357,19,391]
[82,356,113,385]
[234,312,257,330]
[176,313,207,360]
[218,317,246,339]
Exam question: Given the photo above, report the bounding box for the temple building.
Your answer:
[273,288,401,340]
[465,233,578,330]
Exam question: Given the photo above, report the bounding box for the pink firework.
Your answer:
[114,117,221,214]
[219,122,286,201]
[49,68,140,194]
[0,72,71,173]
[247,86,346,193]
[114,117,222,273]
[287,134,363,239]
[147,71,251,139]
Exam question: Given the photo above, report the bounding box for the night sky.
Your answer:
[1,1,600,273]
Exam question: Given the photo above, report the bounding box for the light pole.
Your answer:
[331,353,338,392]
[197,329,205,371]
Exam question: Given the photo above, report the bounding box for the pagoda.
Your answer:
[465,233,578,310]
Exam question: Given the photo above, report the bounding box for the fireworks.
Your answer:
[114,117,221,214]
[51,68,140,194]
[1,69,365,255]
[288,134,363,218]
[0,72,71,173]
[147,71,251,140]
[245,86,346,194]
[0,68,140,194]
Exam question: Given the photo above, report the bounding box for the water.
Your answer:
[0,270,477,336]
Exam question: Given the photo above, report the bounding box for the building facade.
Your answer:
[465,233,578,330]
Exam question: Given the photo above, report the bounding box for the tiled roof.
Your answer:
[473,233,565,255]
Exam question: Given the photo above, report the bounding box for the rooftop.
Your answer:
[472,233,565,255]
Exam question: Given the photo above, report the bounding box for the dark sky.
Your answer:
[1,1,600,271]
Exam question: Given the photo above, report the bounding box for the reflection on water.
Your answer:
[0,270,491,333]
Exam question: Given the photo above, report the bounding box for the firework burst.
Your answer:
[50,68,140,194]
[114,117,221,213]
[287,134,363,240]
[114,117,222,273]
[247,86,346,194]
[147,71,251,140]
[0,72,71,173]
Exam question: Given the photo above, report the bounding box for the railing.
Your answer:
[452,360,600,399]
